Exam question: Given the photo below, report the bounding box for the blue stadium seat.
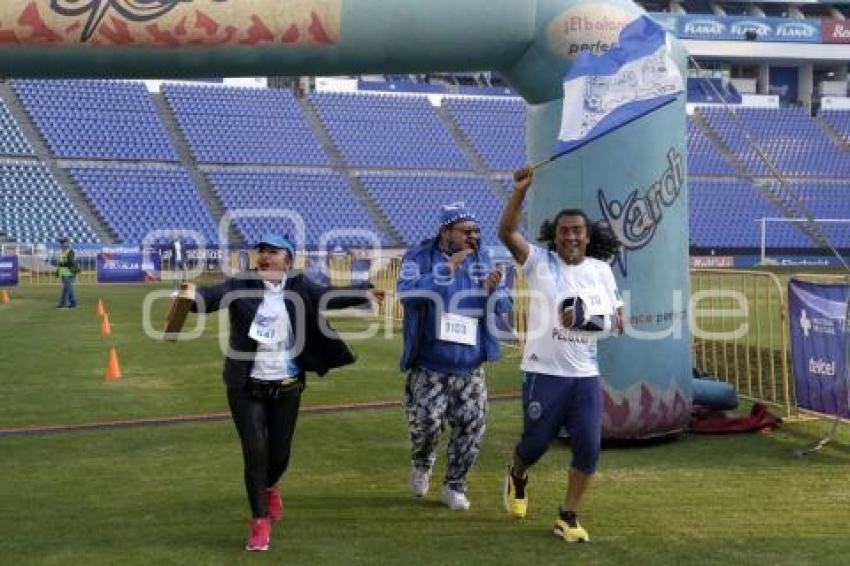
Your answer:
[358,173,506,247]
[207,169,388,248]
[162,84,329,166]
[310,92,471,169]
[0,163,98,243]
[443,96,526,171]
[0,101,34,157]
[689,178,823,248]
[699,106,850,177]
[11,79,178,162]
[68,166,217,245]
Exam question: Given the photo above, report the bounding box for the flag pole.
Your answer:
[529,94,680,173]
[529,156,556,171]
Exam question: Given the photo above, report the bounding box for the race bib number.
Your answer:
[249,316,284,345]
[439,313,478,346]
[579,289,611,317]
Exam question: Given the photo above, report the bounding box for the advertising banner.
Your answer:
[734,255,845,268]
[653,14,823,43]
[822,19,850,44]
[788,279,849,418]
[690,256,734,268]
[97,252,160,283]
[0,255,18,287]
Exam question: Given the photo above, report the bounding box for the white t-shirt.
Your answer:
[520,246,623,378]
[249,279,300,381]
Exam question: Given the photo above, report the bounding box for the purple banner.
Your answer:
[97,252,161,283]
[788,279,850,418]
[0,255,18,287]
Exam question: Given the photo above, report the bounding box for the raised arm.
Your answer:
[498,167,533,265]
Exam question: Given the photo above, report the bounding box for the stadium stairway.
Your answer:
[691,109,748,177]
[815,114,850,157]
[0,82,116,244]
[757,179,831,250]
[435,103,512,199]
[296,96,403,247]
[691,107,828,250]
[151,92,243,247]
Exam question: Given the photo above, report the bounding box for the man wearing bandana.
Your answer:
[398,203,512,510]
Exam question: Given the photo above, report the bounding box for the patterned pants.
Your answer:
[403,366,488,491]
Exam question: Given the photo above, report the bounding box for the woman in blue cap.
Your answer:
[186,234,383,552]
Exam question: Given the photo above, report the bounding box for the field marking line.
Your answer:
[0,392,521,438]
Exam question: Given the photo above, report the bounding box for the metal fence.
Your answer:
[691,269,792,417]
[0,242,97,285]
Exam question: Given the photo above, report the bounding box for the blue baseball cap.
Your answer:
[255,234,295,256]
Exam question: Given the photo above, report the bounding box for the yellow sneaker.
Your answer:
[502,465,528,518]
[553,517,590,543]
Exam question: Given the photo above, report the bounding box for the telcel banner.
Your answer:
[0,255,18,287]
[788,279,849,418]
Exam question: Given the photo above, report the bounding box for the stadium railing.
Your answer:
[690,269,792,417]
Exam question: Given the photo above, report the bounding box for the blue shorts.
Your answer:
[515,372,602,475]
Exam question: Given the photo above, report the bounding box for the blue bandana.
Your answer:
[439,202,476,227]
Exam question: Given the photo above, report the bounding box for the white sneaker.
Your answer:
[409,468,430,497]
[440,485,471,511]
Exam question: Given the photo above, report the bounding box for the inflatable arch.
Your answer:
[0,0,691,438]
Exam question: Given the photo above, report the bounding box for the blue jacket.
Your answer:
[398,237,512,373]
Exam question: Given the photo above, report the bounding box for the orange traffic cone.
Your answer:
[0,289,8,304]
[96,299,106,319]
[105,347,122,381]
[100,313,112,337]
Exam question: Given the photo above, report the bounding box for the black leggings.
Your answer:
[227,383,302,518]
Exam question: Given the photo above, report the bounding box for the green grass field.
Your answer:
[2,281,850,565]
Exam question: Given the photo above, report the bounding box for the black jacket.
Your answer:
[193,271,373,388]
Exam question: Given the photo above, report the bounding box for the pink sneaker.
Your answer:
[245,517,271,552]
[266,484,284,521]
